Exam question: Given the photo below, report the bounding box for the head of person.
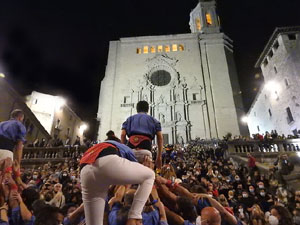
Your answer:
[136,101,149,113]
[21,188,40,211]
[10,109,24,122]
[201,207,221,225]
[270,205,293,225]
[54,183,62,193]
[34,205,64,225]
[177,196,198,223]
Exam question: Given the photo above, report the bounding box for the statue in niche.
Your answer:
[176,134,184,144]
[176,112,182,122]
[159,95,165,104]
[182,78,187,88]
[159,113,165,124]
[143,94,148,102]
[176,93,180,102]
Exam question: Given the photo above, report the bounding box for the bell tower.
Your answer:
[189,0,220,34]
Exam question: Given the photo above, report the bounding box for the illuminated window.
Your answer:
[195,18,201,30]
[158,45,163,52]
[206,13,212,25]
[179,44,184,51]
[150,46,156,53]
[137,48,142,54]
[143,46,149,54]
[172,44,178,52]
[165,45,170,52]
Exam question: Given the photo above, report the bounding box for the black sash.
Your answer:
[0,135,15,151]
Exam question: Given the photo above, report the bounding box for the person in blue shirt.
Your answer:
[121,101,163,169]
[0,109,26,164]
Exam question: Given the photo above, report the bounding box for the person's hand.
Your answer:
[108,196,119,210]
[11,190,22,203]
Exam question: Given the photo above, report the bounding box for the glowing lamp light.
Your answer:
[265,81,281,100]
[79,123,88,134]
[241,116,248,124]
[55,97,65,111]
[297,152,300,158]
[0,73,5,78]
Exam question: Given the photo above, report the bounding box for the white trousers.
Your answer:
[0,150,13,161]
[80,155,155,225]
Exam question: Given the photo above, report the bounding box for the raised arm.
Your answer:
[156,131,163,169]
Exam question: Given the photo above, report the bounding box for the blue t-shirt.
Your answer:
[122,113,161,139]
[0,119,26,143]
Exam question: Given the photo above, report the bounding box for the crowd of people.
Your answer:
[0,107,300,225]
[0,138,297,225]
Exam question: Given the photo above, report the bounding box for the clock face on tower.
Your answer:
[150,70,171,86]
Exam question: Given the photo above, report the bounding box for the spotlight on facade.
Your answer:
[55,97,66,111]
[265,81,281,100]
[241,116,248,124]
[79,123,88,134]
[0,73,5,78]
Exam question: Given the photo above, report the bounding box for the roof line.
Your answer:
[255,26,300,68]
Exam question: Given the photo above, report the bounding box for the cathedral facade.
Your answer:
[97,0,248,144]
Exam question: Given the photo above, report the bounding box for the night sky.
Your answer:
[0,0,300,139]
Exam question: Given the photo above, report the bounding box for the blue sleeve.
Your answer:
[122,119,128,130]
[24,216,35,225]
[119,144,138,162]
[16,122,26,143]
[154,119,162,132]
[160,221,168,225]
[197,199,211,212]
[11,206,21,225]
[0,221,8,225]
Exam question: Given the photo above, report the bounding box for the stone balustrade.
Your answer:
[228,138,300,154]
[21,146,87,167]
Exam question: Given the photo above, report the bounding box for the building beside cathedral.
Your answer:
[97,0,248,144]
[247,27,300,136]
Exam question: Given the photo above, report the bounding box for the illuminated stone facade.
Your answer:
[97,1,247,143]
[26,91,85,144]
[0,79,51,144]
[248,27,300,136]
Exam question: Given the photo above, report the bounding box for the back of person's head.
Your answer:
[34,205,63,225]
[201,207,221,225]
[190,185,207,194]
[177,196,198,223]
[32,199,47,216]
[21,188,40,211]
[136,101,149,113]
[124,191,135,206]
[116,206,130,225]
[10,109,24,120]
[106,130,115,137]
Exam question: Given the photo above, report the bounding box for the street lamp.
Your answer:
[0,73,5,78]
[241,116,248,124]
[55,97,66,111]
[265,81,280,100]
[79,123,88,135]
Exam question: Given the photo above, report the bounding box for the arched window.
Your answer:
[172,44,178,52]
[195,18,201,30]
[179,44,184,51]
[164,45,170,53]
[143,46,149,54]
[206,13,213,25]
[150,46,156,53]
[157,45,163,52]
[136,48,142,54]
